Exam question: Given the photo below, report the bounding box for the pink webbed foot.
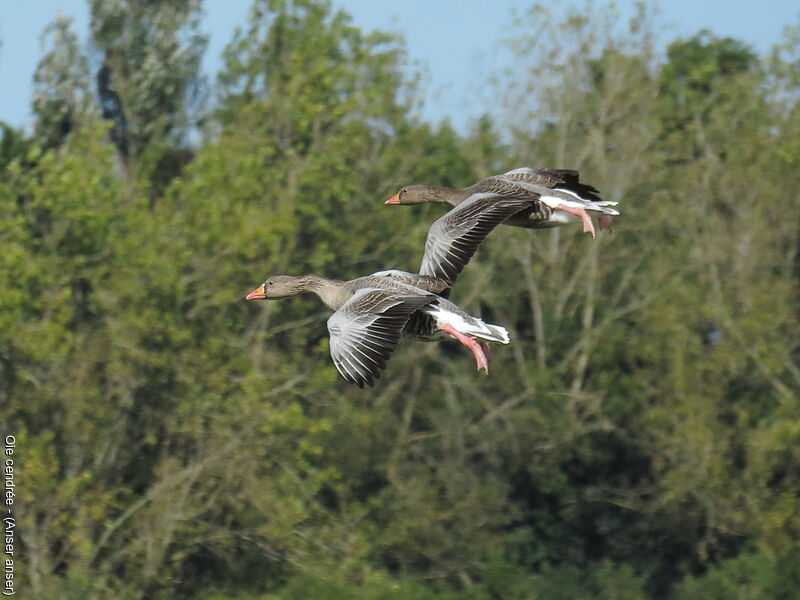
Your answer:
[440,324,490,374]
[599,215,613,233]
[555,205,596,239]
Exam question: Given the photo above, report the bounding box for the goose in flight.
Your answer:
[385,167,619,239]
[245,274,508,387]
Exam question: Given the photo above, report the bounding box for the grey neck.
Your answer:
[426,186,471,207]
[297,275,347,311]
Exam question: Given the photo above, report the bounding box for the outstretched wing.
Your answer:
[327,288,435,388]
[419,191,534,285]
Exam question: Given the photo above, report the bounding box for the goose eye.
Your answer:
[267,280,274,286]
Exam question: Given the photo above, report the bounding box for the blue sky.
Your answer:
[1,1,798,132]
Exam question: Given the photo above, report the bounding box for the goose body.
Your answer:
[386,167,619,238]
[369,269,507,343]
[246,274,508,387]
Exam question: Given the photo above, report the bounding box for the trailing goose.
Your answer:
[385,167,619,239]
[246,190,531,386]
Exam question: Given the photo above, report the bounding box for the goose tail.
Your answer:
[483,322,511,344]
[547,189,620,215]
[422,303,511,344]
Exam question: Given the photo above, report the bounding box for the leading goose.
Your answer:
[246,190,533,387]
[385,167,619,239]
[246,274,507,387]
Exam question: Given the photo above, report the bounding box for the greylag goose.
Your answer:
[246,274,508,387]
[385,167,619,239]
[246,189,534,386]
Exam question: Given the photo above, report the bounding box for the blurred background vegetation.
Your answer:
[2,0,800,598]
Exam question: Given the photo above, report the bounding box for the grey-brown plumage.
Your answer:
[500,167,603,203]
[246,175,533,386]
[416,191,535,285]
[246,274,508,387]
[386,167,619,235]
[369,270,451,295]
[367,270,452,343]
[365,192,535,345]
[327,285,437,387]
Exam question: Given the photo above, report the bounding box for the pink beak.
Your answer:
[384,193,401,205]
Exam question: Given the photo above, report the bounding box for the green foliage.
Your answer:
[0,122,28,170]
[658,30,759,161]
[32,13,95,149]
[4,1,800,599]
[660,30,756,98]
[89,0,208,178]
[673,544,800,600]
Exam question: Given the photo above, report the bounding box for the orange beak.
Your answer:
[245,284,267,300]
[384,193,401,205]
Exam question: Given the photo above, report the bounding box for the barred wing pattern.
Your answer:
[327,288,435,388]
[419,192,534,285]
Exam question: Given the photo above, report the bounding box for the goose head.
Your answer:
[385,185,451,205]
[245,275,305,300]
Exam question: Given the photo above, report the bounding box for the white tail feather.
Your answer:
[422,305,510,344]
[502,178,621,216]
[541,193,620,216]
[484,323,511,344]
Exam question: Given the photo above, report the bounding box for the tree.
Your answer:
[658,30,758,161]
[7,2,800,598]
[31,13,96,150]
[88,0,207,180]
[0,123,28,170]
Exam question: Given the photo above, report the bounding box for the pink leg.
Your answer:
[478,341,491,368]
[555,205,596,239]
[599,215,613,233]
[440,324,490,373]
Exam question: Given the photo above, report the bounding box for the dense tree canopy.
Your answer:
[2,1,799,599]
